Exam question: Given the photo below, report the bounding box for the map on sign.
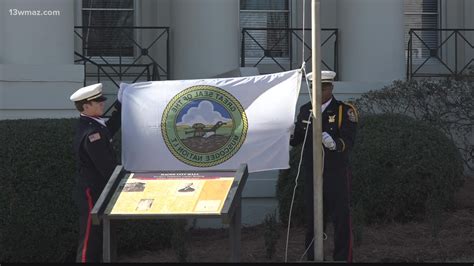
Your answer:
[106,172,234,215]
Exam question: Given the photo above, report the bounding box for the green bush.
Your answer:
[115,219,178,261]
[276,114,464,226]
[0,119,180,262]
[0,119,78,262]
[351,113,464,224]
[354,78,473,172]
[263,210,280,259]
[276,144,305,225]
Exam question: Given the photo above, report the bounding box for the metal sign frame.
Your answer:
[91,163,249,262]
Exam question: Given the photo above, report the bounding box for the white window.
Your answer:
[405,0,440,59]
[240,0,290,59]
[81,0,135,57]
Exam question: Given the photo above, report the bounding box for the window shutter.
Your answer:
[404,0,439,59]
[82,0,134,57]
[240,0,290,58]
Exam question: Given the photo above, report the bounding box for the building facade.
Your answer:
[1,0,473,226]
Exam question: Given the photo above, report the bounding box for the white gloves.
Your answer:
[322,132,336,150]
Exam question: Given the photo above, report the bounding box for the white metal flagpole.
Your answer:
[311,0,324,261]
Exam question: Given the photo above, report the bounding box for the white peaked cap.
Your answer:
[306,70,336,83]
[69,83,107,102]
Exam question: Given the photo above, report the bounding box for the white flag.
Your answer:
[121,69,302,173]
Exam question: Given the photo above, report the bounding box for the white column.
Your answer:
[0,1,4,63]
[336,0,405,82]
[0,0,83,119]
[2,0,74,64]
[170,0,239,79]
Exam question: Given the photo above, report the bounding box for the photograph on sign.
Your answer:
[136,199,154,211]
[121,182,146,192]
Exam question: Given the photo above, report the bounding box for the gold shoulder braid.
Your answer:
[338,104,343,129]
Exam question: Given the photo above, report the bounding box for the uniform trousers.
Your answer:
[304,166,353,262]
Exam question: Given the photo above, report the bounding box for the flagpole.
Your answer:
[311,0,324,261]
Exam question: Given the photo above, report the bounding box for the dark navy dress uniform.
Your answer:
[70,82,122,263]
[290,96,358,262]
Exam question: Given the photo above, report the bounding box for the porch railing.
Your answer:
[407,28,474,79]
[74,26,170,116]
[241,28,338,78]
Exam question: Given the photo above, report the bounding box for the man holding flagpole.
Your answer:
[290,70,358,262]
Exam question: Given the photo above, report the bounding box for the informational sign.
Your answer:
[92,164,248,262]
[105,172,234,215]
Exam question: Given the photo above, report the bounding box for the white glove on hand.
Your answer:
[117,86,124,103]
[322,132,336,150]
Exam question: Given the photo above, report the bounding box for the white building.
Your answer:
[1,0,473,227]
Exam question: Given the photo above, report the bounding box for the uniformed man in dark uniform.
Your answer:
[290,71,358,262]
[69,83,122,263]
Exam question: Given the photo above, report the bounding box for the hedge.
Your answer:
[351,113,464,224]
[0,119,178,262]
[354,78,473,172]
[277,113,465,227]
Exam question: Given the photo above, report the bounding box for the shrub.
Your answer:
[0,119,181,262]
[354,78,474,172]
[0,119,78,262]
[170,219,189,262]
[276,113,464,227]
[116,219,175,256]
[263,210,280,259]
[276,144,305,225]
[351,113,464,224]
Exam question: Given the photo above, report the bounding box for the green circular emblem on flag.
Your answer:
[162,85,248,167]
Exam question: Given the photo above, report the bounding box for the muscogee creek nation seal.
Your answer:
[162,85,248,167]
